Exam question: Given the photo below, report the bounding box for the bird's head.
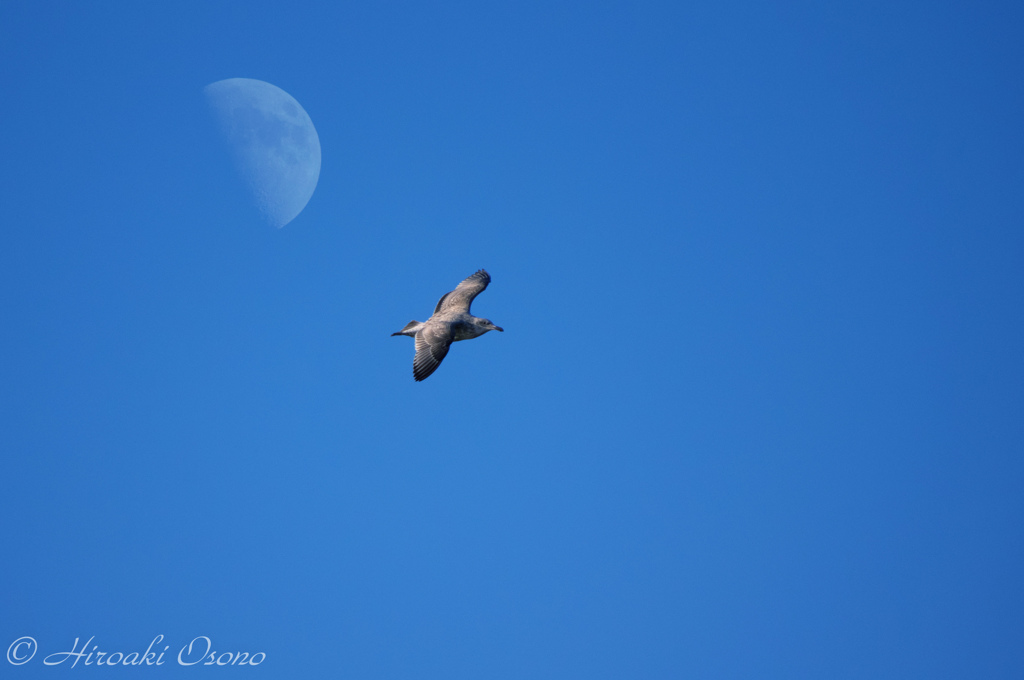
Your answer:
[481,319,504,333]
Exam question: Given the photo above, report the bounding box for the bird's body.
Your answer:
[392,269,503,381]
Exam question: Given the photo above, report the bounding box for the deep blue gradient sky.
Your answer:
[2,1,1023,677]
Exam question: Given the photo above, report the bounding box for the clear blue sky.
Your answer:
[2,1,1022,677]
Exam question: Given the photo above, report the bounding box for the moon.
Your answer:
[204,78,321,229]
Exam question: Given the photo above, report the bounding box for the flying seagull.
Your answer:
[392,269,504,381]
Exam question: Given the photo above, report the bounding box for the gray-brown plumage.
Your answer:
[391,269,504,381]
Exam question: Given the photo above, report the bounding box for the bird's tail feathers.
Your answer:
[392,320,422,337]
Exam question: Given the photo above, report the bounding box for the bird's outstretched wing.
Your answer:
[413,324,452,381]
[434,269,491,315]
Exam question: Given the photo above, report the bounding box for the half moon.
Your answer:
[204,78,321,228]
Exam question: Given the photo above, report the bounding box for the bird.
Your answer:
[392,269,504,381]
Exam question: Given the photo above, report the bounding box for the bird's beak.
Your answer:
[494,325,504,332]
